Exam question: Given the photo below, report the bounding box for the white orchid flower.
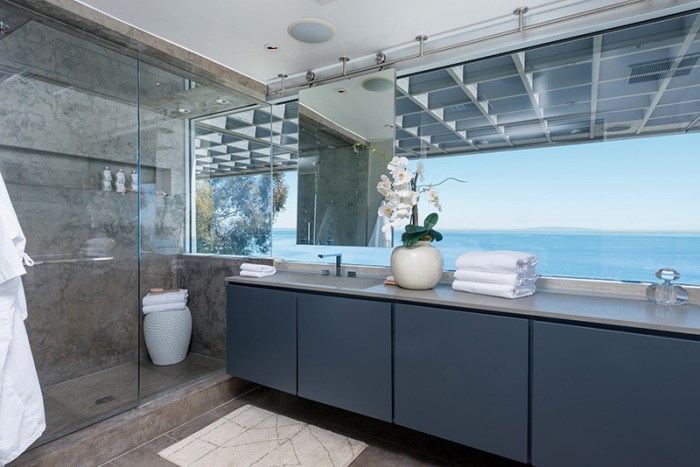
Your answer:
[376,174,392,196]
[426,188,442,211]
[392,169,414,187]
[378,202,395,219]
[416,161,425,180]
[387,156,409,175]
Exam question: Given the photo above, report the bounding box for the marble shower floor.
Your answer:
[104,386,526,467]
[37,353,224,447]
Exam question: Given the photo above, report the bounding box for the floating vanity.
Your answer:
[226,272,700,467]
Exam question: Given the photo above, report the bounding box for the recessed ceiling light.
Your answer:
[288,19,335,44]
[177,107,191,114]
[362,77,393,92]
[384,123,394,128]
[336,88,347,94]
[264,43,279,51]
[215,98,230,105]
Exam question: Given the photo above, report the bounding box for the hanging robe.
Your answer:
[0,171,45,466]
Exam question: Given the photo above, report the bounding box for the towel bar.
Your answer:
[31,256,114,265]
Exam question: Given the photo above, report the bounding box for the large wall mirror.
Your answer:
[297,69,395,247]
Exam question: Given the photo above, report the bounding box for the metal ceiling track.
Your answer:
[268,0,647,96]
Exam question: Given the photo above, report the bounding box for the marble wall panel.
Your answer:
[176,255,273,360]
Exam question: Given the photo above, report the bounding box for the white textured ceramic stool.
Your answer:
[143,307,192,365]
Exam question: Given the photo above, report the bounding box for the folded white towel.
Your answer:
[142,289,188,307]
[453,269,538,287]
[452,279,535,299]
[142,302,187,314]
[455,250,538,274]
[240,263,276,273]
[240,267,276,278]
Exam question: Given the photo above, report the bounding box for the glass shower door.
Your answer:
[0,2,140,445]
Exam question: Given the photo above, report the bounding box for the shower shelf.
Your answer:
[32,257,114,265]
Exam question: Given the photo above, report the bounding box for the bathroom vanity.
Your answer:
[226,272,700,467]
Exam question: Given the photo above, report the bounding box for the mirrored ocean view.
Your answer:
[271,229,700,284]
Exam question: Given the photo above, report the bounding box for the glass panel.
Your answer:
[0,3,140,444]
[192,105,282,256]
[138,57,268,393]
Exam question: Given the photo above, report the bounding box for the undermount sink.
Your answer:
[272,271,385,290]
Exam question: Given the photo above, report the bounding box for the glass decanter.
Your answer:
[646,268,688,306]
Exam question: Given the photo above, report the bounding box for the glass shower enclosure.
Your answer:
[0,0,262,447]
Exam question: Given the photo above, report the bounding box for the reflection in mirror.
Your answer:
[297,69,395,247]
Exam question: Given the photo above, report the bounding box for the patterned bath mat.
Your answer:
[158,404,367,467]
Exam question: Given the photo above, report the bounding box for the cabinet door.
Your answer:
[298,294,392,422]
[394,303,529,463]
[226,285,296,394]
[533,322,700,467]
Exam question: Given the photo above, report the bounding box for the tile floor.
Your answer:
[103,386,526,467]
[38,353,224,447]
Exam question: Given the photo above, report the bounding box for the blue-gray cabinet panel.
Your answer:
[533,322,700,467]
[297,294,392,422]
[226,285,296,394]
[394,303,529,463]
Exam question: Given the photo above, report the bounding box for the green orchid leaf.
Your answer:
[405,224,429,234]
[431,229,443,242]
[423,212,439,229]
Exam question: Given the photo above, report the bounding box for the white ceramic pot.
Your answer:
[391,240,444,290]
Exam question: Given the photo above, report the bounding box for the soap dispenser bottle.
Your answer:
[102,166,112,191]
[115,168,126,193]
[130,169,138,192]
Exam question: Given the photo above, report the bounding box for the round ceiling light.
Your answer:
[362,77,393,92]
[288,19,335,44]
[264,43,279,51]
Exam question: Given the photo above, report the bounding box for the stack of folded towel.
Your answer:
[142,289,188,314]
[240,263,276,278]
[452,250,538,299]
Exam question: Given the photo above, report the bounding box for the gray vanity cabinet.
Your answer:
[297,294,392,422]
[226,285,297,394]
[532,322,700,467]
[394,303,529,463]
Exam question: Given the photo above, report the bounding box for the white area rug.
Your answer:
[158,404,367,467]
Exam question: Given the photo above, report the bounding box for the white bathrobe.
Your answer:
[0,172,45,465]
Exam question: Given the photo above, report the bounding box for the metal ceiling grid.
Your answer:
[394,12,700,158]
[193,102,299,178]
[195,11,700,177]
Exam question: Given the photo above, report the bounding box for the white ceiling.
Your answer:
[77,0,562,84]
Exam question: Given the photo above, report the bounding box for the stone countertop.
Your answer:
[226,272,700,337]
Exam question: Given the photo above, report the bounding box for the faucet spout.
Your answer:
[318,253,342,277]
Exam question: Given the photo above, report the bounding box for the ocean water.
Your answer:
[271,229,700,284]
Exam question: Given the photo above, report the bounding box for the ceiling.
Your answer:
[77,0,564,84]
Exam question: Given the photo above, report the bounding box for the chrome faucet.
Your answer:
[318,253,342,277]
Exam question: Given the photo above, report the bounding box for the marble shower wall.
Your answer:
[176,255,273,360]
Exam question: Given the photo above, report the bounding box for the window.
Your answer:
[193,11,700,285]
[271,11,700,285]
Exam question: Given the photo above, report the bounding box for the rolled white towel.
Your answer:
[142,289,188,307]
[240,267,276,278]
[453,269,538,287]
[240,263,276,273]
[455,250,538,274]
[143,302,187,314]
[452,279,535,299]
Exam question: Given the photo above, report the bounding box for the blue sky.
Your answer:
[274,132,700,232]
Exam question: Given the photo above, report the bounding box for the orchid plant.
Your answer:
[376,156,445,247]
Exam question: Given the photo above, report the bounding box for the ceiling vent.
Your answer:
[628,54,699,84]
